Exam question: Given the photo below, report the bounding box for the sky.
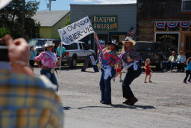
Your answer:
[37,0,137,11]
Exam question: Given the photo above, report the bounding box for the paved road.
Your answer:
[35,68,191,128]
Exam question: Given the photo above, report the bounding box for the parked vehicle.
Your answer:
[135,41,167,71]
[29,38,60,55]
[61,41,95,68]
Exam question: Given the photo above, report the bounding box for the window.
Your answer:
[64,43,78,50]
[79,43,83,50]
[182,0,191,12]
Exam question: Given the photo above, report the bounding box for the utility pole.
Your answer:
[47,0,56,11]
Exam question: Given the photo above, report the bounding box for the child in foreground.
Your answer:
[144,58,152,83]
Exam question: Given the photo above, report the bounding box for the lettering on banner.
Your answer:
[58,16,94,45]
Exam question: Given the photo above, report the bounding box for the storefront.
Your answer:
[70,4,137,47]
[154,21,191,56]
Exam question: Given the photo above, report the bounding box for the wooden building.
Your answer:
[137,0,191,56]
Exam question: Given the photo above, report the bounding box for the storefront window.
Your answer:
[182,0,191,12]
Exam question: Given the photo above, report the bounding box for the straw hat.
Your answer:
[122,36,136,46]
[44,41,55,48]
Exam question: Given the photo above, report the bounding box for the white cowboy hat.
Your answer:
[122,36,136,46]
[44,41,55,48]
[0,0,12,9]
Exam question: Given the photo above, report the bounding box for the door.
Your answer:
[156,33,179,56]
[185,35,191,57]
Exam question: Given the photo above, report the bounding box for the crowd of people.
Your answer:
[162,50,186,72]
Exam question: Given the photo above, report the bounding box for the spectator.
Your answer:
[176,51,186,72]
[168,51,177,71]
[29,46,37,67]
[0,35,64,128]
[184,57,191,84]
[56,43,66,57]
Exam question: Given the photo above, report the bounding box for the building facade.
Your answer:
[33,10,70,39]
[137,0,191,56]
[70,4,137,44]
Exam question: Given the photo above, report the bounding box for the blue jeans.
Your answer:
[99,69,112,104]
[40,69,58,90]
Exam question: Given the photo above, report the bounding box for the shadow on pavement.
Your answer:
[82,71,98,73]
[76,104,156,110]
[56,66,84,71]
[77,106,112,109]
[63,106,72,110]
[111,104,156,109]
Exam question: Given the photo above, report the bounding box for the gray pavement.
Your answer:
[35,68,191,128]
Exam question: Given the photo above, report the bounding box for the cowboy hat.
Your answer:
[122,36,136,46]
[44,41,55,48]
[0,0,12,9]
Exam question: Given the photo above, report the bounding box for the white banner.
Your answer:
[58,16,94,45]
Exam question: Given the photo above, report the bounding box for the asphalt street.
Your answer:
[35,68,191,128]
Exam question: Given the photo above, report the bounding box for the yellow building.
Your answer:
[33,10,70,39]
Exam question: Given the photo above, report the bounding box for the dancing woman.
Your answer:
[121,37,142,105]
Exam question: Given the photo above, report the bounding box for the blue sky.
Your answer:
[37,0,136,11]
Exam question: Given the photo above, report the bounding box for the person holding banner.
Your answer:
[35,41,59,90]
[121,37,142,105]
[99,41,121,105]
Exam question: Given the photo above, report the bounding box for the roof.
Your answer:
[70,4,136,6]
[33,10,70,27]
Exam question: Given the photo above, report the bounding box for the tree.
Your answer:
[0,0,39,39]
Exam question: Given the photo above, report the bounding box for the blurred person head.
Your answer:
[0,35,64,128]
[107,40,117,51]
[0,2,64,127]
[171,51,176,56]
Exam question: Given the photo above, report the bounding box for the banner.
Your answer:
[180,21,190,28]
[58,16,94,45]
[167,22,178,28]
[155,22,166,29]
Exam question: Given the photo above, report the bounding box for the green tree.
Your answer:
[0,0,39,39]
